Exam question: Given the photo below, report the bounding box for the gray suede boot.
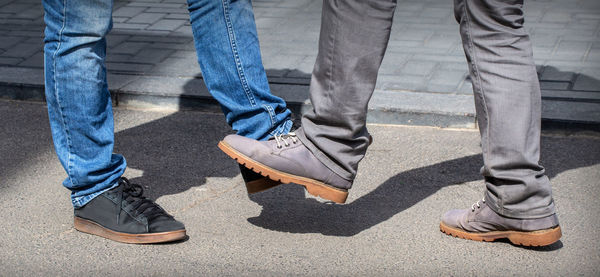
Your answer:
[440,198,561,246]
[218,133,352,203]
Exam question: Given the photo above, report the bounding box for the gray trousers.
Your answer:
[297,0,555,219]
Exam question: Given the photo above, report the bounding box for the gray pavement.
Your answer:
[1,99,599,276]
[1,0,599,128]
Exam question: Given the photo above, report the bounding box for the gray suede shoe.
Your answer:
[218,133,352,203]
[440,198,561,246]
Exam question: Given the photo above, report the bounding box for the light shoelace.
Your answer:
[471,197,486,212]
[273,132,298,149]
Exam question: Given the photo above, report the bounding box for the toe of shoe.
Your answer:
[223,135,257,154]
[441,209,466,229]
[149,218,186,233]
[222,134,271,158]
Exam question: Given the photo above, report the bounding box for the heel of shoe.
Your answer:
[507,226,562,247]
[303,183,348,204]
[245,178,281,194]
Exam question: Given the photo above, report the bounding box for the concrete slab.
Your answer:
[0,100,598,276]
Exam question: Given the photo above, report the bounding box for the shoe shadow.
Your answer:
[247,154,482,236]
[113,111,239,200]
[245,135,599,239]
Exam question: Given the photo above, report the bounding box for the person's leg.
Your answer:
[440,0,560,246]
[218,0,397,203]
[187,0,293,194]
[187,0,293,141]
[44,0,124,208]
[43,0,185,243]
[298,0,397,182]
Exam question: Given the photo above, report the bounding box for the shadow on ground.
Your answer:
[244,135,599,237]
[107,104,599,240]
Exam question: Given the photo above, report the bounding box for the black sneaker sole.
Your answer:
[74,216,187,244]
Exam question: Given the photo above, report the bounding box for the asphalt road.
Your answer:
[1,100,599,276]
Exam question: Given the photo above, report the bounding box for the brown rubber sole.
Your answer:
[218,141,349,203]
[74,217,187,244]
[245,178,281,194]
[440,222,562,247]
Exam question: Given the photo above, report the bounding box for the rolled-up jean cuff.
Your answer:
[296,128,354,182]
[266,119,293,140]
[71,181,119,208]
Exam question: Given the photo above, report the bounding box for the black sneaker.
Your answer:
[74,177,186,244]
[239,164,281,194]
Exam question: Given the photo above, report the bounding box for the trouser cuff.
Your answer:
[296,127,354,182]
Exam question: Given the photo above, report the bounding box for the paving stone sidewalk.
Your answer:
[0,0,599,128]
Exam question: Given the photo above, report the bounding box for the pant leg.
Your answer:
[43,0,125,208]
[297,0,397,181]
[454,0,555,218]
[187,0,292,141]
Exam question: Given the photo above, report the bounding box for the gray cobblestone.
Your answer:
[2,43,41,58]
[573,68,600,91]
[106,62,154,73]
[170,50,196,59]
[111,42,149,55]
[150,57,201,77]
[427,69,466,93]
[173,25,193,36]
[0,0,598,111]
[0,3,30,13]
[128,12,164,24]
[112,17,129,23]
[7,30,44,37]
[106,54,133,63]
[113,22,150,30]
[554,40,591,60]
[113,6,146,17]
[12,8,42,19]
[18,51,43,68]
[457,79,474,95]
[540,66,576,82]
[106,34,131,48]
[130,48,174,64]
[540,81,571,90]
[400,61,437,76]
[147,19,186,31]
[145,8,188,14]
[541,12,573,23]
[0,57,22,66]
[0,36,26,50]
[149,42,194,51]
[164,13,190,20]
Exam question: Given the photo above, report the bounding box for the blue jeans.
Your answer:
[43,0,292,208]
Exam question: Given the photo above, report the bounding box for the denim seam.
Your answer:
[262,104,277,128]
[221,0,258,108]
[52,0,76,187]
[464,2,500,213]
